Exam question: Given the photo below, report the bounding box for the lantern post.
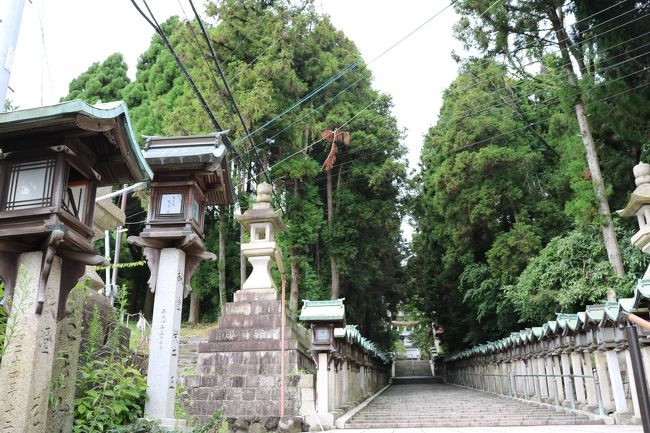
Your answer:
[128,133,234,427]
[0,101,152,433]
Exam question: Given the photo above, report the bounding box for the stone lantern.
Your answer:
[235,182,286,301]
[128,133,234,425]
[299,298,346,425]
[0,100,152,433]
[618,162,650,276]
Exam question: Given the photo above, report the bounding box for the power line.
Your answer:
[239,94,385,188]
[454,8,649,96]
[130,0,240,160]
[450,47,650,122]
[449,79,650,155]
[175,0,239,129]
[187,0,272,188]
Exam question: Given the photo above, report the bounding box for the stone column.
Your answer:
[544,355,556,401]
[537,357,548,398]
[560,352,573,402]
[316,353,329,416]
[144,248,185,422]
[595,351,615,411]
[571,352,586,403]
[582,351,598,407]
[341,362,349,407]
[623,349,641,419]
[0,252,62,433]
[552,355,565,401]
[605,350,628,414]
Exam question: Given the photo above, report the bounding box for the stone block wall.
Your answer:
[181,299,316,425]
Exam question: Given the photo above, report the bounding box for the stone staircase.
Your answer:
[393,359,442,384]
[177,336,207,377]
[180,299,315,423]
[394,359,433,377]
[344,383,603,428]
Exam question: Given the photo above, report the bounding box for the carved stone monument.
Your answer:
[0,101,151,433]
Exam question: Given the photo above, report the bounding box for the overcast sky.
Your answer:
[9,0,461,238]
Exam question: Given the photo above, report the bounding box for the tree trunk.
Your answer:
[188,292,200,325]
[290,246,300,311]
[547,6,625,284]
[219,206,227,313]
[327,168,340,299]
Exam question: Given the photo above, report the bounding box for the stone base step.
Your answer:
[392,376,443,385]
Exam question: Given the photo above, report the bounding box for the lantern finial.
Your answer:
[634,162,650,186]
[253,182,273,209]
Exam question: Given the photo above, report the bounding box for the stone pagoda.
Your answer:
[182,183,315,426]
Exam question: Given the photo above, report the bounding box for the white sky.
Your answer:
[9,0,462,238]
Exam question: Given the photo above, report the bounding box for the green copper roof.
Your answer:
[0,100,153,183]
[299,299,345,322]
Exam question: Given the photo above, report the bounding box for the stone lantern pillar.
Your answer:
[0,101,151,433]
[128,133,234,427]
[235,182,286,301]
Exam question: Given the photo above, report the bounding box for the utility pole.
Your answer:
[0,0,26,110]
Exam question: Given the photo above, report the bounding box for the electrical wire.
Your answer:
[188,0,273,188]
[454,9,649,96]
[175,0,240,129]
[231,0,463,148]
[449,46,650,122]
[238,93,385,188]
[449,79,650,155]
[130,0,240,160]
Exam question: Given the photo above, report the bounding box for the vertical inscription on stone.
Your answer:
[158,308,167,351]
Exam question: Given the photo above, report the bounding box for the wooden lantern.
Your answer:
[0,101,152,318]
[128,133,235,297]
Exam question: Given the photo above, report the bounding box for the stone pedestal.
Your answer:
[0,252,62,433]
[145,248,186,421]
[182,299,315,423]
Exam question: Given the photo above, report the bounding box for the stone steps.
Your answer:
[177,336,206,376]
[344,383,601,428]
[392,376,443,385]
[394,360,433,377]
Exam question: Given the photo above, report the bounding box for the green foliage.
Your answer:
[506,222,648,324]
[74,287,148,433]
[61,0,407,346]
[73,358,148,433]
[61,53,130,103]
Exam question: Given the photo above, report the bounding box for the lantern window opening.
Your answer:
[61,164,90,222]
[4,157,56,211]
[641,205,650,226]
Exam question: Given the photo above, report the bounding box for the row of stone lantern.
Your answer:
[443,298,650,422]
[444,161,650,424]
[0,101,236,432]
[299,299,391,427]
